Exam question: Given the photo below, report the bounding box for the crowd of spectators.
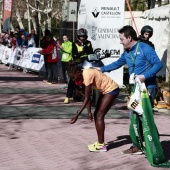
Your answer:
[0,27,64,81]
[0,27,39,49]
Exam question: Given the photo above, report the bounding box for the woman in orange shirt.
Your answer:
[69,64,119,152]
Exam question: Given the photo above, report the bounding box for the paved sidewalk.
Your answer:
[0,63,170,170]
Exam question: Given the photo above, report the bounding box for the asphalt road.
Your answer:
[0,63,169,170]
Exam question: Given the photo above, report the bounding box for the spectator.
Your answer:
[40,29,51,48]
[19,28,29,36]
[20,29,26,36]
[3,33,10,46]
[15,26,20,33]
[16,32,22,47]
[40,29,55,80]
[26,34,36,48]
[96,25,163,155]
[69,65,119,152]
[20,35,28,48]
[11,34,17,47]
[138,25,155,49]
[0,33,6,45]
[38,34,58,84]
[12,32,19,47]
[58,34,72,88]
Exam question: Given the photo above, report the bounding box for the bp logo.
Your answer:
[92,7,99,18]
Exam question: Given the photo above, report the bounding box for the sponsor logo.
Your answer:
[5,51,9,60]
[92,6,121,19]
[32,54,41,63]
[133,124,139,137]
[143,114,150,133]
[92,7,100,18]
[94,48,120,58]
[71,10,76,14]
[91,27,119,40]
[130,99,139,110]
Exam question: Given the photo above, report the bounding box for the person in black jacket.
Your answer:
[138,25,155,49]
[72,28,93,63]
[64,28,93,104]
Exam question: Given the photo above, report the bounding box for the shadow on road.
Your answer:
[107,135,132,151]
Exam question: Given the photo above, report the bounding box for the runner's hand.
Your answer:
[70,114,79,124]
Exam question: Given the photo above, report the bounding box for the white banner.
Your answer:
[0,45,4,61]
[78,0,125,87]
[0,45,13,64]
[28,48,45,72]
[0,46,46,72]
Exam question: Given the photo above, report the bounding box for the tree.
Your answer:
[10,0,69,34]
[125,0,147,11]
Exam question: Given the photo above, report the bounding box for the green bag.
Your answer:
[130,83,170,168]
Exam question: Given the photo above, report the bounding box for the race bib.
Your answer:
[62,54,67,60]
[52,47,57,60]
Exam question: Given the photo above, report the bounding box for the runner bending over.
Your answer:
[69,64,119,152]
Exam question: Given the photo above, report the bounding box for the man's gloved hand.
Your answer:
[78,51,84,57]
[136,75,145,83]
[72,53,79,59]
[83,45,89,53]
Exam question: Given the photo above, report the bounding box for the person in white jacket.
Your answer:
[26,34,36,48]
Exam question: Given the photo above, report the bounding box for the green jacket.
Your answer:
[60,40,72,62]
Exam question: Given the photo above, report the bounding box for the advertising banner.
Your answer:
[78,0,125,87]
[29,48,45,72]
[0,44,6,61]
[1,46,12,64]
[0,46,46,72]
[3,0,13,32]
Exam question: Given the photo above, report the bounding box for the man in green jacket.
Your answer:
[58,34,72,87]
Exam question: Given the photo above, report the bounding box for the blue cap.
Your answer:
[20,29,25,32]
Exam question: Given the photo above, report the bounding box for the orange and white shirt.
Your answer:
[83,68,118,94]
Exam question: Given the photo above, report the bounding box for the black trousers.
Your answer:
[66,78,74,98]
[61,61,69,83]
[46,62,58,83]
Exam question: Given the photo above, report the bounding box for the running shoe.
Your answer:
[88,142,98,148]
[60,84,68,89]
[46,82,52,84]
[121,146,143,155]
[64,97,70,104]
[88,142,107,152]
[43,80,52,84]
[52,82,58,84]
[62,85,68,89]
